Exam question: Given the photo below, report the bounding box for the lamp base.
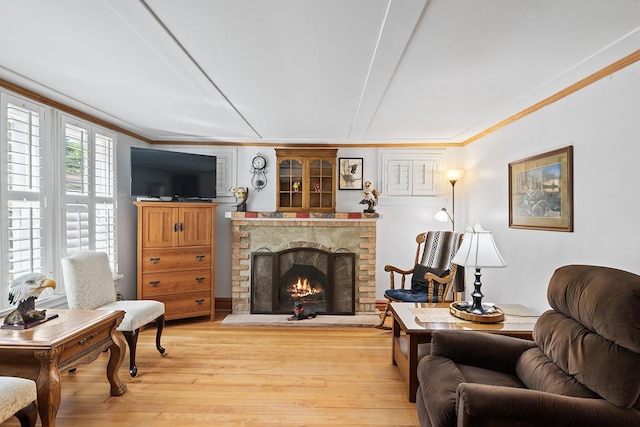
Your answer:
[449,303,504,323]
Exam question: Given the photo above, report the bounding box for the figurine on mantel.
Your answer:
[359,180,378,213]
[230,187,249,212]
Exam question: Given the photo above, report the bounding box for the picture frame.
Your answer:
[509,146,573,232]
[338,158,363,190]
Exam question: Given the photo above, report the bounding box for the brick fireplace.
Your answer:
[228,212,379,314]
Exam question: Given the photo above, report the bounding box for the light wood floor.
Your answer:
[2,314,418,427]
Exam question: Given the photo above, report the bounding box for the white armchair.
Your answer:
[0,376,37,427]
[61,250,165,377]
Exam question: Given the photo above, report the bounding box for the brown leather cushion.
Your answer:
[517,347,599,398]
[533,310,640,408]
[547,265,640,353]
[538,265,640,408]
[417,355,525,427]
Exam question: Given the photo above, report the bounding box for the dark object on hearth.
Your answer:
[416,264,640,426]
[2,272,56,326]
[288,301,317,321]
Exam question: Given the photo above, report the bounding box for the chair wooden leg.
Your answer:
[122,329,139,377]
[375,301,392,330]
[15,401,37,427]
[155,314,166,355]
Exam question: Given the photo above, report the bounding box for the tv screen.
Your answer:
[130,147,217,199]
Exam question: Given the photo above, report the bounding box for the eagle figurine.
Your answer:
[3,272,56,325]
[359,181,379,212]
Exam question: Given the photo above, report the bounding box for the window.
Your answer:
[62,116,117,270]
[1,96,48,309]
[0,91,117,312]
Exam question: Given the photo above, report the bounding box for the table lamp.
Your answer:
[451,223,507,315]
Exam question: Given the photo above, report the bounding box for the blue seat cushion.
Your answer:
[385,288,442,302]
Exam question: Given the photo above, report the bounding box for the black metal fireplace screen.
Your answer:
[251,247,355,315]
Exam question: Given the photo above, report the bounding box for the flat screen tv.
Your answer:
[130,147,217,200]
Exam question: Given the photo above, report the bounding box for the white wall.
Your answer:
[114,143,463,300]
[114,61,639,311]
[460,61,640,313]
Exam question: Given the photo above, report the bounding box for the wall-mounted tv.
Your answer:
[130,147,217,200]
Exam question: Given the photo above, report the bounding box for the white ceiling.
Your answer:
[0,0,638,145]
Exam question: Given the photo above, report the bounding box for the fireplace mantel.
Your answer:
[228,211,379,314]
[224,211,380,221]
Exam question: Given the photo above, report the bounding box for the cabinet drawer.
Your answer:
[142,270,211,297]
[148,292,211,320]
[59,323,112,366]
[142,247,212,272]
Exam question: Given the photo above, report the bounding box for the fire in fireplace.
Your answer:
[280,264,327,313]
[251,247,355,315]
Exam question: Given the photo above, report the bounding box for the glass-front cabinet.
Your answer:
[276,148,337,212]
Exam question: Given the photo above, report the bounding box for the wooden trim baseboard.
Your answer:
[215,297,232,315]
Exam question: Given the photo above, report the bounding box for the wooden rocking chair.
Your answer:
[376,231,464,329]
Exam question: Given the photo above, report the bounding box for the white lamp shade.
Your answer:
[452,227,507,268]
[447,169,465,181]
[434,208,452,223]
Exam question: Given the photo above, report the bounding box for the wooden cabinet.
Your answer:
[276,148,337,212]
[135,201,217,321]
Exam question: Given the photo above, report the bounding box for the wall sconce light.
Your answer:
[434,169,464,230]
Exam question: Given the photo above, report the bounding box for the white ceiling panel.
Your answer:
[145,0,394,141]
[0,0,637,144]
[366,0,640,142]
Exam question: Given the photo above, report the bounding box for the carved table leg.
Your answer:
[34,347,62,427]
[107,327,127,396]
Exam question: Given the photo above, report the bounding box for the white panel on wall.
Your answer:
[379,150,444,196]
[387,160,412,195]
[413,160,438,195]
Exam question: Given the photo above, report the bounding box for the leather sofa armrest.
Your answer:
[457,383,640,427]
[430,330,535,374]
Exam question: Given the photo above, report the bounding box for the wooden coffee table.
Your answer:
[0,309,127,427]
[390,302,539,402]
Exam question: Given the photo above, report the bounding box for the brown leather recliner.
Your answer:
[416,264,640,426]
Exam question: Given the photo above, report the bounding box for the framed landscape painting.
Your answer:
[338,158,363,190]
[508,146,573,232]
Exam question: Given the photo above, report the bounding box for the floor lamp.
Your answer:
[435,169,464,230]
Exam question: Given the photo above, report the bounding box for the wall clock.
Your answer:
[250,153,267,191]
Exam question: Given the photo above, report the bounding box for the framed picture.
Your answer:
[509,146,573,232]
[338,158,363,190]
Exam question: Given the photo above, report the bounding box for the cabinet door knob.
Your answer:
[195,277,205,283]
[150,257,160,264]
[174,223,178,232]
[149,281,160,287]
[195,299,205,305]
[180,223,184,231]
[195,255,205,261]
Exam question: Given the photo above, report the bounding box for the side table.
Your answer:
[390,302,539,402]
[0,309,127,427]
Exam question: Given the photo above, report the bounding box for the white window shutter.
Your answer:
[6,102,44,280]
[412,160,438,195]
[387,160,413,196]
